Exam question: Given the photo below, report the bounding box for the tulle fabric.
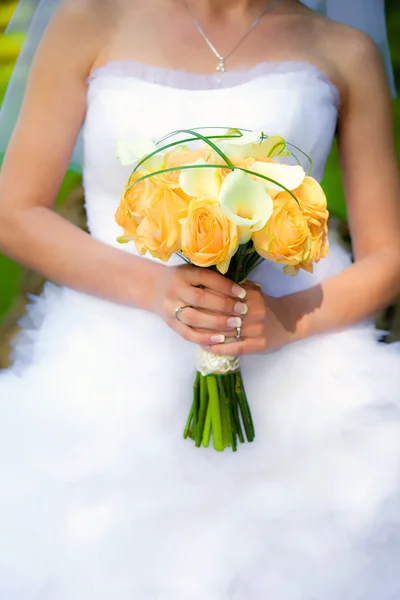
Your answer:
[88,59,340,99]
[1,278,400,599]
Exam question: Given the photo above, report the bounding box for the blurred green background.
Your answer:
[0,0,399,319]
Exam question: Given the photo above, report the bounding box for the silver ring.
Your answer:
[175,305,189,323]
[236,326,242,341]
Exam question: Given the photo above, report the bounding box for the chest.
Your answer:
[99,6,332,81]
[83,65,338,195]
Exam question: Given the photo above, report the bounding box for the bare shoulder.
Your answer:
[58,0,113,23]
[60,0,143,23]
[321,18,381,69]
[307,14,387,106]
[43,0,119,74]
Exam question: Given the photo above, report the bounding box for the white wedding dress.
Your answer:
[1,61,400,600]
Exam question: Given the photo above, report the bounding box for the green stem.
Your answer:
[131,131,242,176]
[195,374,209,448]
[192,371,200,441]
[286,141,313,175]
[227,396,238,452]
[244,393,255,439]
[236,392,254,442]
[229,375,244,444]
[183,402,194,440]
[207,376,224,452]
[221,375,238,452]
[202,401,212,448]
[157,126,245,145]
[217,377,232,450]
[226,244,251,283]
[156,128,235,168]
[235,372,255,442]
[236,373,255,438]
[128,164,301,205]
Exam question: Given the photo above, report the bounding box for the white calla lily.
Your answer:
[218,130,262,160]
[252,135,288,160]
[252,161,306,197]
[225,131,262,146]
[179,159,221,198]
[218,130,288,161]
[116,138,164,170]
[219,170,273,243]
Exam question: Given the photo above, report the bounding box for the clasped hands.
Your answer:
[155,265,302,356]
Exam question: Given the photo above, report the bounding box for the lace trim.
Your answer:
[88,60,340,105]
[197,345,240,377]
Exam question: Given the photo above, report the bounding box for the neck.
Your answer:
[184,0,281,18]
[205,0,266,8]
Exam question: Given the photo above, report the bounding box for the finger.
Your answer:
[203,338,266,356]
[243,280,263,291]
[200,322,264,339]
[181,285,248,316]
[167,318,226,346]
[240,289,267,324]
[241,322,265,338]
[183,267,247,300]
[167,302,244,333]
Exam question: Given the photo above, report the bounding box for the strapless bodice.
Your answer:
[82,61,348,296]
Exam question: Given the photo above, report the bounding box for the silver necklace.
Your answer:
[182,0,281,73]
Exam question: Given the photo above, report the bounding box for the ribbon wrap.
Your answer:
[197,344,240,376]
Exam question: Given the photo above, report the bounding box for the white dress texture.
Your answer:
[1,62,400,600]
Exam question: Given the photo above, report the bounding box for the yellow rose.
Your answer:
[115,170,155,254]
[253,192,311,268]
[124,170,155,220]
[135,178,190,261]
[181,197,239,274]
[116,171,189,260]
[293,176,329,223]
[279,177,329,274]
[297,219,329,273]
[115,196,140,241]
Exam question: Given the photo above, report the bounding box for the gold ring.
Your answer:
[175,305,189,323]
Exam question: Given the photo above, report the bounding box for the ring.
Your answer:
[175,305,189,323]
[236,326,242,341]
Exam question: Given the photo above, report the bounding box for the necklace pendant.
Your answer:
[216,59,225,73]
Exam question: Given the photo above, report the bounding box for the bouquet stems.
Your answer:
[184,370,255,452]
[184,242,258,452]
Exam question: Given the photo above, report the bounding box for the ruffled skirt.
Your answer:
[1,263,400,599]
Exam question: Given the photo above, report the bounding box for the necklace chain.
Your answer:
[182,0,282,73]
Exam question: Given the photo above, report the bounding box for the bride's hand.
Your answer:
[152,265,249,346]
[201,281,306,356]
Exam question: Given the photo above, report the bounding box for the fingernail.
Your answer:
[210,334,225,344]
[232,284,246,299]
[228,317,242,328]
[234,302,248,315]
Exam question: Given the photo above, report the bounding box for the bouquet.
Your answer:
[116,128,329,452]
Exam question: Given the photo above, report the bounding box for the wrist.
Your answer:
[280,288,319,342]
[127,257,166,312]
[265,292,314,347]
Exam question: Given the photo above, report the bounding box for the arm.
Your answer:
[210,31,400,356]
[0,0,246,334]
[298,32,400,333]
[0,0,158,309]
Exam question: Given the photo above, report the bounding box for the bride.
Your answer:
[0,0,400,597]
